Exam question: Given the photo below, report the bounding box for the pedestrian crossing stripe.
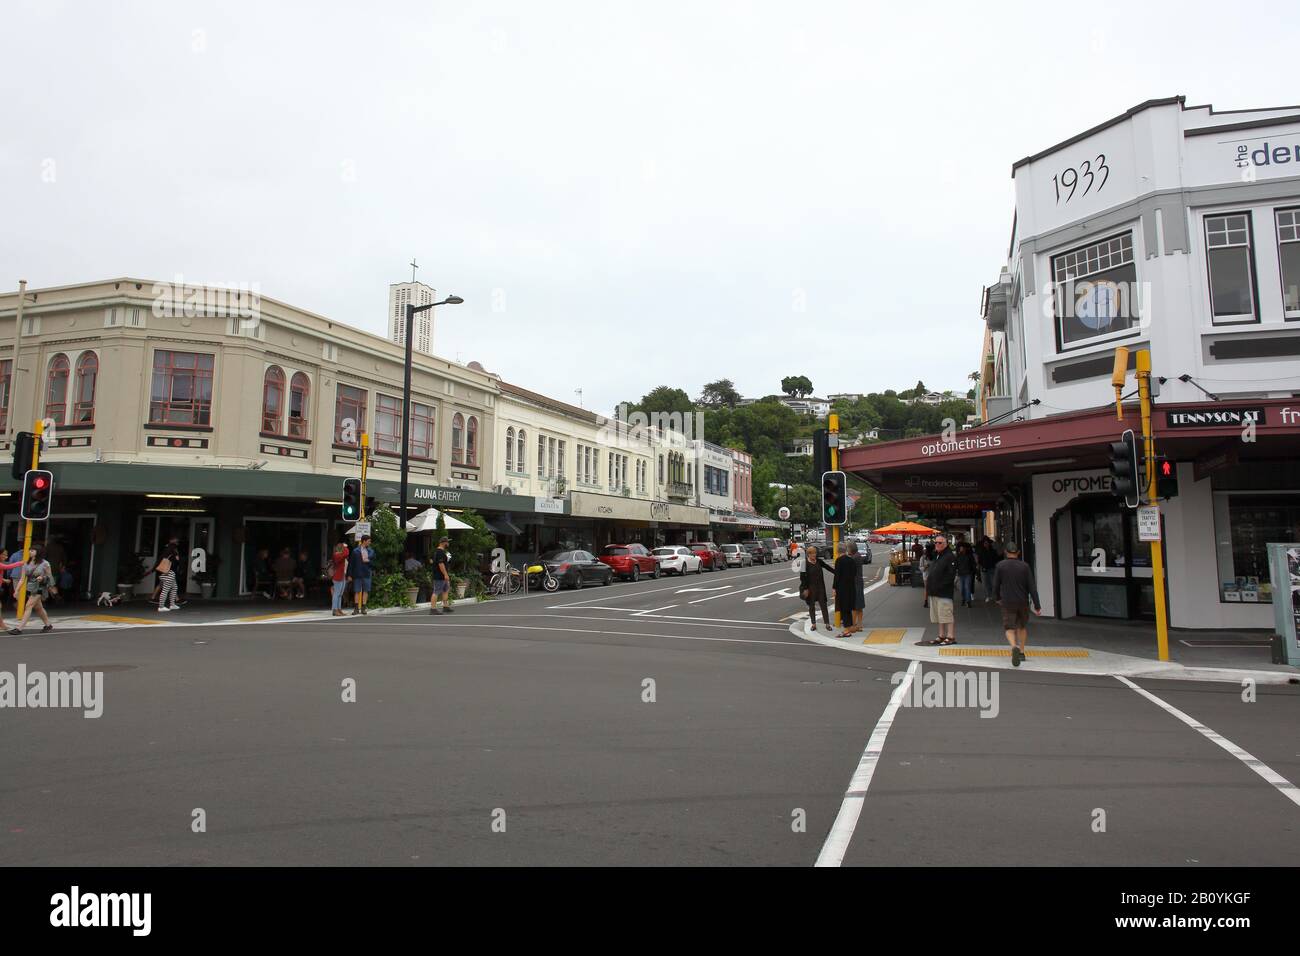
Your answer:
[863,629,906,644]
[937,648,1090,658]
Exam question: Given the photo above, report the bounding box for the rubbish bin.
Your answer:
[910,561,923,587]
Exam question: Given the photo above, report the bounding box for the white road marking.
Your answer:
[1115,675,1300,808]
[815,659,920,867]
[404,621,813,647]
[688,576,801,604]
[418,611,791,630]
[632,604,678,616]
[675,586,731,593]
[744,587,802,603]
[548,564,788,608]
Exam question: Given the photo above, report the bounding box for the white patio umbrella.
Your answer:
[407,507,472,533]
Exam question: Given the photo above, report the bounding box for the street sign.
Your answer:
[778,506,791,521]
[1136,505,1160,542]
[351,521,372,537]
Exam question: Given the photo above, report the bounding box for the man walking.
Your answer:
[349,534,374,615]
[429,536,454,614]
[992,544,1042,666]
[832,542,860,637]
[920,534,957,646]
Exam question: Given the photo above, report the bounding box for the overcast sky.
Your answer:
[4,1,1296,414]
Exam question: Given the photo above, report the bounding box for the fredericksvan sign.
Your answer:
[920,434,1003,457]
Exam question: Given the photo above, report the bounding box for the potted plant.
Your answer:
[452,574,468,599]
[116,556,147,601]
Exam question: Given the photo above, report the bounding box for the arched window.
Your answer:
[74,351,98,424]
[505,427,515,471]
[466,416,479,466]
[516,429,526,473]
[452,413,465,464]
[44,354,69,425]
[262,366,285,434]
[289,372,310,438]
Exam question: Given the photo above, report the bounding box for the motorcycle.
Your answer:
[526,559,560,593]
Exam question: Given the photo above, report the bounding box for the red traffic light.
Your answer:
[33,476,47,489]
[1160,460,1173,477]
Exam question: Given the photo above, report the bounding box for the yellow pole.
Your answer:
[1135,351,1170,662]
[359,431,369,521]
[16,419,41,618]
[829,413,840,626]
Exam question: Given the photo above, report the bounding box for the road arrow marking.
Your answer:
[744,587,802,603]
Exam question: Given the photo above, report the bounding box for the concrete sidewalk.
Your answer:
[791,575,1300,685]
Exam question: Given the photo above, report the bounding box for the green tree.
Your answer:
[698,379,741,408]
[450,509,497,579]
[369,504,405,574]
[780,375,813,398]
[637,386,695,431]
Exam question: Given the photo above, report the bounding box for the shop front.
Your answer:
[567,491,708,550]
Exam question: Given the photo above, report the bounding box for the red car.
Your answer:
[687,541,726,571]
[598,543,660,581]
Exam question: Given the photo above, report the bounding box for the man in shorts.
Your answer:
[992,544,1042,666]
[349,534,374,615]
[429,536,453,614]
[921,534,957,645]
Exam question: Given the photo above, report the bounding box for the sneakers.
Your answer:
[1011,646,1022,667]
[168,604,181,611]
[158,606,169,612]
[41,624,52,633]
[8,628,20,635]
[430,607,443,614]
[444,607,454,614]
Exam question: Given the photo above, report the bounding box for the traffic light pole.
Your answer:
[1136,351,1171,663]
[17,419,41,619]
[829,413,841,627]
[359,431,369,522]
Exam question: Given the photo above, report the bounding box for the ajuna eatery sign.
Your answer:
[1165,406,1265,429]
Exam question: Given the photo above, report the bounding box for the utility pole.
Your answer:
[359,431,369,521]
[10,280,27,441]
[829,413,841,627]
[16,418,42,618]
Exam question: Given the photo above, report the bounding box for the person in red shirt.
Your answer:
[329,541,349,616]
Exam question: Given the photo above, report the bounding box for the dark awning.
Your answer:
[486,516,524,536]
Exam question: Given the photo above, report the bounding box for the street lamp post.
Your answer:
[400,294,464,529]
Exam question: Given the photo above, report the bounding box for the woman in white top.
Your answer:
[9,548,54,635]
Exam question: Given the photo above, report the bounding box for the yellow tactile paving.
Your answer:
[236,611,316,623]
[862,628,906,645]
[938,647,1090,658]
[81,614,164,625]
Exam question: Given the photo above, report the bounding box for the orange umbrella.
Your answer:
[872,520,941,537]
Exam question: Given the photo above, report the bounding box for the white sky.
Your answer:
[4,0,1297,413]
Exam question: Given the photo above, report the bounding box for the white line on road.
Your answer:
[688,576,801,604]
[387,621,813,647]
[1115,675,1300,809]
[423,611,792,631]
[632,604,678,616]
[815,659,920,868]
[548,564,789,608]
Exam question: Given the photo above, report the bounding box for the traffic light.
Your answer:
[1154,456,1179,500]
[11,431,36,480]
[341,478,362,520]
[821,470,847,526]
[1108,429,1140,507]
[812,429,830,486]
[20,469,53,521]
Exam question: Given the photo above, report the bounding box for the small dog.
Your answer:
[96,591,124,607]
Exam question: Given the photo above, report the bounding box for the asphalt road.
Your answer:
[2,549,1298,866]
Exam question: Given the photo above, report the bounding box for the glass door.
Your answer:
[187,516,215,594]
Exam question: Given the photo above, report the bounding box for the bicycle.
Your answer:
[488,564,524,596]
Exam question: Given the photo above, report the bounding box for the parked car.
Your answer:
[740,540,768,564]
[652,546,702,576]
[537,550,614,589]
[721,543,752,567]
[687,541,725,571]
[599,543,660,581]
[760,539,786,563]
[868,534,887,544]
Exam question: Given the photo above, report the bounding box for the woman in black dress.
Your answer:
[799,546,836,632]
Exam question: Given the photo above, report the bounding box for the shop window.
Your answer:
[334,383,367,445]
[537,434,546,478]
[452,413,465,465]
[1051,232,1138,350]
[466,416,478,466]
[505,427,515,471]
[289,372,310,438]
[1214,493,1300,603]
[73,351,98,424]
[262,366,286,434]
[151,350,214,426]
[1276,208,1300,319]
[44,354,69,425]
[516,429,526,473]
[1205,213,1257,323]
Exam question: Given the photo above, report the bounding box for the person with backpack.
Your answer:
[9,548,55,634]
